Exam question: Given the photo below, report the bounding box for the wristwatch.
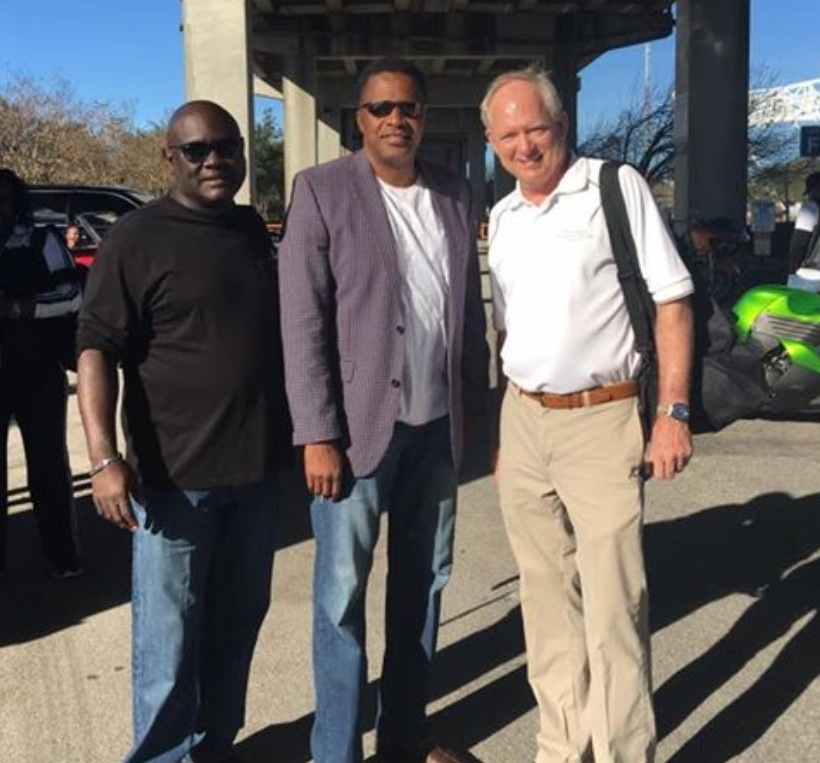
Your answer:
[657,402,690,423]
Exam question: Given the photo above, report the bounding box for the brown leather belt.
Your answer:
[512,379,639,410]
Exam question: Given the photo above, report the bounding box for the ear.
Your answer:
[162,147,174,165]
[355,109,365,135]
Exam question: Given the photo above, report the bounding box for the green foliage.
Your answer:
[254,108,284,221]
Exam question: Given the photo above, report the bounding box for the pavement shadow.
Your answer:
[0,466,313,646]
[238,490,820,762]
[0,490,130,647]
[647,491,820,760]
[235,607,529,763]
[646,491,820,631]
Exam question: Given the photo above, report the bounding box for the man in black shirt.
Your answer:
[77,101,291,763]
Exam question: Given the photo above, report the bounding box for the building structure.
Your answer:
[182,0,751,229]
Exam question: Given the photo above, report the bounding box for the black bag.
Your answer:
[599,162,772,433]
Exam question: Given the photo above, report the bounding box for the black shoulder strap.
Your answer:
[599,161,656,358]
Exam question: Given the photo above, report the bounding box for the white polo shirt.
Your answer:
[488,156,693,394]
[378,177,451,425]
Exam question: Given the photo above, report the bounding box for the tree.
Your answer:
[254,108,284,220]
[580,86,676,184]
[578,71,794,192]
[0,73,167,195]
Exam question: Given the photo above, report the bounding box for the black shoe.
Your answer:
[53,563,83,580]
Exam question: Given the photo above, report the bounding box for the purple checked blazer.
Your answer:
[278,150,489,477]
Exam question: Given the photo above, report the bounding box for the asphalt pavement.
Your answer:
[1,392,819,763]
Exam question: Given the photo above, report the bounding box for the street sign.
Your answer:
[800,125,820,157]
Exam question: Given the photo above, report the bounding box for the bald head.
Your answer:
[166,100,240,146]
[163,100,246,211]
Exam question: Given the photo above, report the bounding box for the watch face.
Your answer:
[670,403,690,421]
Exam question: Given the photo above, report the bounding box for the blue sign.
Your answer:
[800,125,820,157]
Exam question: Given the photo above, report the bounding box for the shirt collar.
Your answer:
[507,154,591,212]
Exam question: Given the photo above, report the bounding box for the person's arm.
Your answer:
[461,215,490,420]
[788,228,811,272]
[278,173,345,500]
[32,227,82,318]
[645,297,694,480]
[76,348,140,530]
[490,330,507,482]
[0,227,81,320]
[788,202,818,272]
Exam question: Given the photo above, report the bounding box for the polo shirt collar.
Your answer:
[508,154,591,211]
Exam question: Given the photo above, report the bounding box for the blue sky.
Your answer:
[1,0,818,133]
[578,1,820,135]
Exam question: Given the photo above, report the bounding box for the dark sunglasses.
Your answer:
[168,138,243,164]
[358,100,424,119]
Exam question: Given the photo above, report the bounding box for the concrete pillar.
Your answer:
[317,115,344,164]
[283,78,317,203]
[551,42,580,150]
[467,122,487,223]
[183,0,255,204]
[674,0,750,226]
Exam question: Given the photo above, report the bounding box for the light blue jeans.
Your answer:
[123,475,279,763]
[310,416,457,763]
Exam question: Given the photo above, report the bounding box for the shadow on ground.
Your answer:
[239,490,820,762]
[0,467,311,646]
[236,607,529,763]
[3,460,818,762]
[648,491,820,761]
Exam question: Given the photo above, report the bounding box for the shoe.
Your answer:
[53,564,83,580]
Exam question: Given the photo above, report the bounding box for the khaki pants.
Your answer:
[498,385,656,763]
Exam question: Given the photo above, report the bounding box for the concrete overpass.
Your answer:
[181,0,751,228]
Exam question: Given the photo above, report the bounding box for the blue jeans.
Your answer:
[310,416,457,763]
[123,475,279,763]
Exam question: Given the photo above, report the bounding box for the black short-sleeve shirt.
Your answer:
[77,195,291,488]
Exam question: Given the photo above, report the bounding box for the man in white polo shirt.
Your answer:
[481,67,694,763]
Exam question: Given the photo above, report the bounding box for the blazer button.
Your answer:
[391,379,401,388]
[396,325,405,334]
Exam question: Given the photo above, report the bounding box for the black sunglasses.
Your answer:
[168,138,243,164]
[358,100,424,119]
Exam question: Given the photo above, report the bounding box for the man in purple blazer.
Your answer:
[278,58,489,763]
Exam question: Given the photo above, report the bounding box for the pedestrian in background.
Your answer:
[788,171,820,272]
[64,224,81,251]
[0,167,82,579]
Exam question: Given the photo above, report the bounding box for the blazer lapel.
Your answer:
[350,152,402,298]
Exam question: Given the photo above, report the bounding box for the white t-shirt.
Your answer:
[790,199,820,287]
[793,198,819,236]
[488,156,693,394]
[378,177,450,425]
